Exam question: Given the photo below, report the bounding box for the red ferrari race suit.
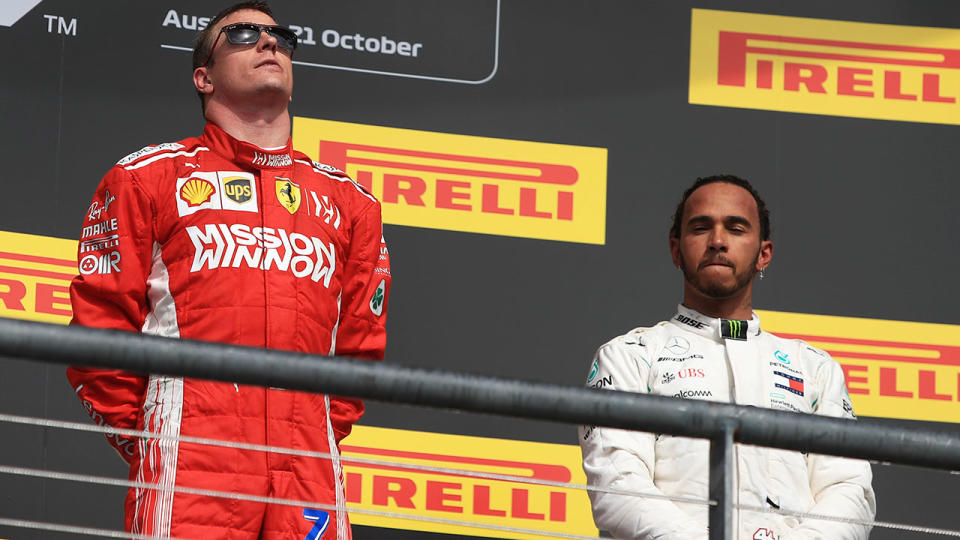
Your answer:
[67,122,391,539]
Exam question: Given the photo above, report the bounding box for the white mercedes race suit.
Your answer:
[578,305,875,540]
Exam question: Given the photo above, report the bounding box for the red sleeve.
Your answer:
[330,200,391,442]
[66,165,155,462]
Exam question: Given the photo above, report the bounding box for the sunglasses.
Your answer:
[203,23,299,67]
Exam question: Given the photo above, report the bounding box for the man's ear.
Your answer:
[756,240,774,271]
[669,236,681,269]
[193,67,213,96]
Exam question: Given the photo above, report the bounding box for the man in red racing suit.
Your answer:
[66,2,390,539]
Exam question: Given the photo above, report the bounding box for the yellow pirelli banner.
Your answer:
[292,117,608,245]
[341,426,596,538]
[0,231,76,325]
[690,8,960,125]
[760,310,960,424]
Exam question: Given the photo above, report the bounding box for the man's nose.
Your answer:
[707,227,728,250]
[258,31,278,52]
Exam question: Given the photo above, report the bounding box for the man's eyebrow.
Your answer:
[686,215,753,227]
[723,215,753,228]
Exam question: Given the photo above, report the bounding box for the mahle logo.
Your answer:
[292,118,607,244]
[0,0,43,27]
[690,9,960,125]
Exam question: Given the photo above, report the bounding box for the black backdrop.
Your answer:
[2,1,959,538]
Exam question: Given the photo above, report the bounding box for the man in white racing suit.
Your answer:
[578,175,875,539]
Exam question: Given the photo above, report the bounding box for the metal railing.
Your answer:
[2,317,960,539]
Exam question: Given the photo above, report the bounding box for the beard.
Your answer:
[679,249,759,299]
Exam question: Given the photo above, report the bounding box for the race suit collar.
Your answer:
[671,304,762,342]
[201,122,294,170]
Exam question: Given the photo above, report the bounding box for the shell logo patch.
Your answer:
[180,178,216,207]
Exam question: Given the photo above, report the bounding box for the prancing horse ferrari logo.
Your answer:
[275,178,301,214]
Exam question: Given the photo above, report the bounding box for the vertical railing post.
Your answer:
[709,424,735,540]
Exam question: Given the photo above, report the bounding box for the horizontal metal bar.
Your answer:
[1,317,959,471]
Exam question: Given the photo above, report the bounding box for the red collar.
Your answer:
[201,122,294,170]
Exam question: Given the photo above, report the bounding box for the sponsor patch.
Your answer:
[774,370,805,396]
[663,336,691,356]
[79,235,120,254]
[590,375,613,389]
[276,178,302,214]
[81,218,119,239]
[309,191,342,229]
[180,178,216,207]
[586,359,599,383]
[220,173,257,211]
[753,527,778,540]
[79,251,121,275]
[370,279,386,316]
[177,173,220,215]
[674,313,707,329]
[676,367,706,379]
[769,361,801,376]
[312,161,344,175]
[663,368,706,384]
[186,223,336,287]
[770,397,802,413]
[252,151,292,168]
[116,142,184,166]
[720,318,748,340]
[657,354,704,362]
[176,172,259,216]
[673,389,713,399]
[223,177,253,204]
[87,191,117,222]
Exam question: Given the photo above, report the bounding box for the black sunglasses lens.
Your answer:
[224,24,261,44]
[222,24,297,51]
[268,28,298,51]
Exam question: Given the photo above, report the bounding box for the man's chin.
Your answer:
[688,276,740,299]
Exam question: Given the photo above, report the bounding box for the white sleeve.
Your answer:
[782,352,876,540]
[579,339,708,539]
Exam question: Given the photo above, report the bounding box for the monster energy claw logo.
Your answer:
[721,318,748,340]
[729,320,740,335]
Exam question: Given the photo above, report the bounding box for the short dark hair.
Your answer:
[192,1,275,111]
[669,175,771,241]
